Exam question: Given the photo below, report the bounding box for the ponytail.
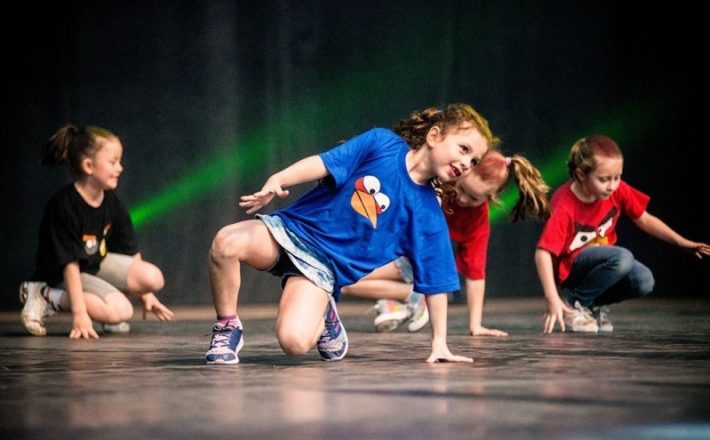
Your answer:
[507,154,551,222]
[41,124,117,179]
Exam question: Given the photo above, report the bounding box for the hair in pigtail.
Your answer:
[567,135,623,182]
[394,103,499,204]
[507,154,551,222]
[41,124,118,179]
[462,150,550,222]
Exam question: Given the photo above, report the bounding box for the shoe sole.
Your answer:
[598,326,614,332]
[374,318,405,332]
[568,327,599,333]
[102,324,131,334]
[407,310,429,332]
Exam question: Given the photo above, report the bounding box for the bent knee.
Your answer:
[128,263,164,294]
[105,300,134,323]
[276,330,313,356]
[611,248,635,273]
[638,274,655,296]
[210,227,246,262]
[144,265,165,292]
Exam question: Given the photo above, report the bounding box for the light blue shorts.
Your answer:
[257,214,335,294]
[394,256,414,284]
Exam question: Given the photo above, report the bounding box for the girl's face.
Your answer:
[85,137,124,190]
[578,154,623,201]
[428,124,488,183]
[455,171,500,207]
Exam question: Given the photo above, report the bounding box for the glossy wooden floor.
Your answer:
[1,298,709,439]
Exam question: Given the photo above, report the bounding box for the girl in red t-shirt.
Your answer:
[342,150,551,336]
[536,135,710,334]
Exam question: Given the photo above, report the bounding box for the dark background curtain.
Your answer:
[2,1,705,309]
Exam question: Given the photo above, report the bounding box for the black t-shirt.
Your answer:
[32,183,138,286]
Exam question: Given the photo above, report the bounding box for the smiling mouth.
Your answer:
[451,165,461,177]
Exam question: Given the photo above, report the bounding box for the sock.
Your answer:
[43,287,65,311]
[217,315,240,327]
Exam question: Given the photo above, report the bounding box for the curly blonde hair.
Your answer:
[394,103,499,201]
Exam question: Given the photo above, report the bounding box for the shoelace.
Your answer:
[210,325,236,348]
[597,307,609,322]
[319,320,342,348]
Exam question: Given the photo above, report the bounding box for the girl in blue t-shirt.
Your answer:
[205,104,495,365]
[20,125,174,339]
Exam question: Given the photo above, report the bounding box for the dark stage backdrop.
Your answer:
[2,1,706,310]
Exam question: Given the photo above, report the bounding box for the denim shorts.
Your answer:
[394,256,414,284]
[257,214,335,294]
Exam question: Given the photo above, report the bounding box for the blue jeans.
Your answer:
[562,246,654,308]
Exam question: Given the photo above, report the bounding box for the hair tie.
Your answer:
[504,156,512,167]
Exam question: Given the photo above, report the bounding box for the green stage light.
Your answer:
[130,135,265,228]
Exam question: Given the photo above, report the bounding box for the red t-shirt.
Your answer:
[537,180,649,284]
[443,201,490,280]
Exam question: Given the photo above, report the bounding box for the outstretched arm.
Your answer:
[535,248,572,334]
[240,155,328,214]
[633,211,710,258]
[465,278,508,336]
[425,293,473,363]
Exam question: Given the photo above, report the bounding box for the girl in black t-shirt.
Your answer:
[20,124,173,339]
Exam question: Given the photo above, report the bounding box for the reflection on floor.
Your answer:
[1,298,709,439]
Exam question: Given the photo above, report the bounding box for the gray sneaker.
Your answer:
[592,305,613,332]
[103,322,131,334]
[19,281,55,336]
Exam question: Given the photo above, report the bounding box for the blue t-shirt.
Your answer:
[274,128,460,298]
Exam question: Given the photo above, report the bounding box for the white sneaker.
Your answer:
[19,281,55,336]
[564,301,599,333]
[102,322,131,334]
[592,305,613,332]
[373,299,409,332]
[406,292,429,332]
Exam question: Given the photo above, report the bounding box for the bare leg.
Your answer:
[126,257,165,295]
[276,276,329,356]
[341,261,411,301]
[209,220,281,317]
[59,291,134,324]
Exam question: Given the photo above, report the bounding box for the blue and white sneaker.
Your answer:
[317,295,348,361]
[205,321,244,365]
